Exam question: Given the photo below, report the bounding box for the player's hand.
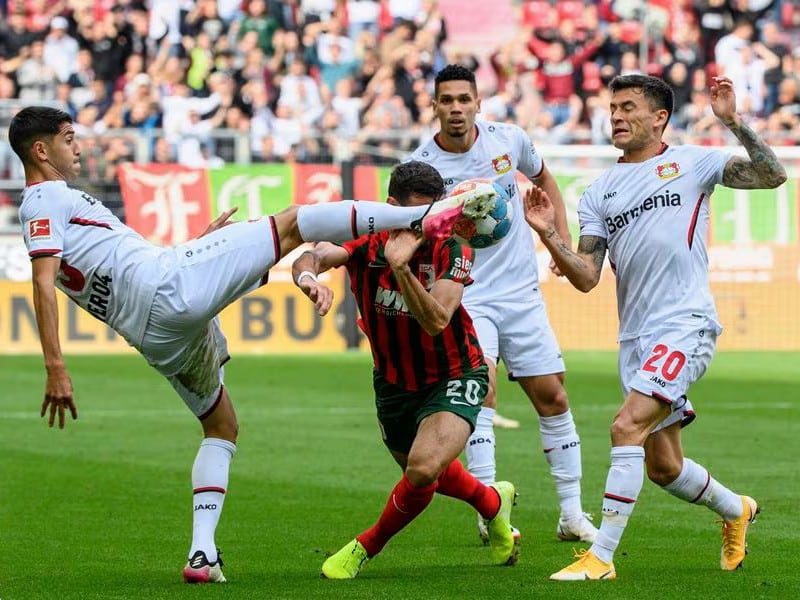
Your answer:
[199,207,239,238]
[41,367,77,429]
[549,259,564,277]
[385,229,424,269]
[523,186,557,236]
[298,277,334,316]
[709,77,737,125]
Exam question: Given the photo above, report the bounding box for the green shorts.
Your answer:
[373,364,489,454]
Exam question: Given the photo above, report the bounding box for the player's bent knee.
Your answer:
[405,461,441,488]
[646,457,682,486]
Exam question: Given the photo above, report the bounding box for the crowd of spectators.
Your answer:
[0,0,799,182]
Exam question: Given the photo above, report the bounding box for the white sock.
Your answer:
[465,406,496,485]
[662,457,743,521]
[296,201,428,242]
[539,410,583,519]
[189,438,236,563]
[591,446,645,564]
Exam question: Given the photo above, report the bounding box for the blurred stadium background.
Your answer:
[1,0,799,354]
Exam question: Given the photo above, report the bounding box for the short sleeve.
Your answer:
[691,146,732,188]
[577,184,607,239]
[19,188,70,259]
[515,126,544,180]
[436,239,474,285]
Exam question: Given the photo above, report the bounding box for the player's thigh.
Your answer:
[374,372,427,455]
[143,317,230,419]
[410,411,472,469]
[160,218,280,326]
[620,322,714,433]
[497,296,565,378]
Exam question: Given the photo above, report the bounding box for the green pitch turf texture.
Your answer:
[2,352,798,600]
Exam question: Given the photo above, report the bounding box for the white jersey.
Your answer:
[578,145,731,341]
[19,180,167,347]
[409,120,544,304]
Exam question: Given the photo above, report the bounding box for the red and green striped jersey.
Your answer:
[342,232,484,391]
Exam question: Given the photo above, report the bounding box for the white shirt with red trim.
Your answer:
[578,145,731,341]
[409,120,544,302]
[19,180,166,347]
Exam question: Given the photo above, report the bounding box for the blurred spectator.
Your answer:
[66,48,97,108]
[238,0,280,56]
[347,0,381,39]
[278,58,324,126]
[0,9,36,58]
[16,39,58,102]
[43,17,80,83]
[528,31,604,125]
[714,18,754,74]
[760,20,790,115]
[730,43,780,117]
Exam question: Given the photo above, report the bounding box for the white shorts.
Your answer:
[466,288,565,378]
[139,218,280,417]
[619,317,717,433]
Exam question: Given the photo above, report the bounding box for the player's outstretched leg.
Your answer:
[417,183,500,240]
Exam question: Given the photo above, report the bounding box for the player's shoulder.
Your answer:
[408,136,440,161]
[476,119,526,140]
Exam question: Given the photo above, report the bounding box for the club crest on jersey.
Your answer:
[29,218,51,239]
[656,162,679,179]
[492,153,512,174]
[418,264,435,289]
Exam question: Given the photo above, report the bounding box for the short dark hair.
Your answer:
[8,106,73,165]
[434,64,477,98]
[609,74,674,127]
[389,161,445,205]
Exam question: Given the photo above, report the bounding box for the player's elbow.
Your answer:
[573,275,599,293]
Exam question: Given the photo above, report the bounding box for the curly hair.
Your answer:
[388,161,445,205]
[434,64,477,98]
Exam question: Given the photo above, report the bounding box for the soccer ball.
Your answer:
[449,178,513,249]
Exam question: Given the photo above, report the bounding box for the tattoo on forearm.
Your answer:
[723,120,787,189]
[577,235,607,274]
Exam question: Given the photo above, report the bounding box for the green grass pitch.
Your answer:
[2,352,798,599]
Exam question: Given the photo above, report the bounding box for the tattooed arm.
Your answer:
[710,76,787,189]
[524,186,606,293]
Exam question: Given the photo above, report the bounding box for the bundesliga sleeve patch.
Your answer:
[29,218,52,239]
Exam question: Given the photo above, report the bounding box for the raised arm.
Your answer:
[523,186,606,293]
[31,256,77,428]
[384,231,464,336]
[291,242,350,316]
[710,76,788,190]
